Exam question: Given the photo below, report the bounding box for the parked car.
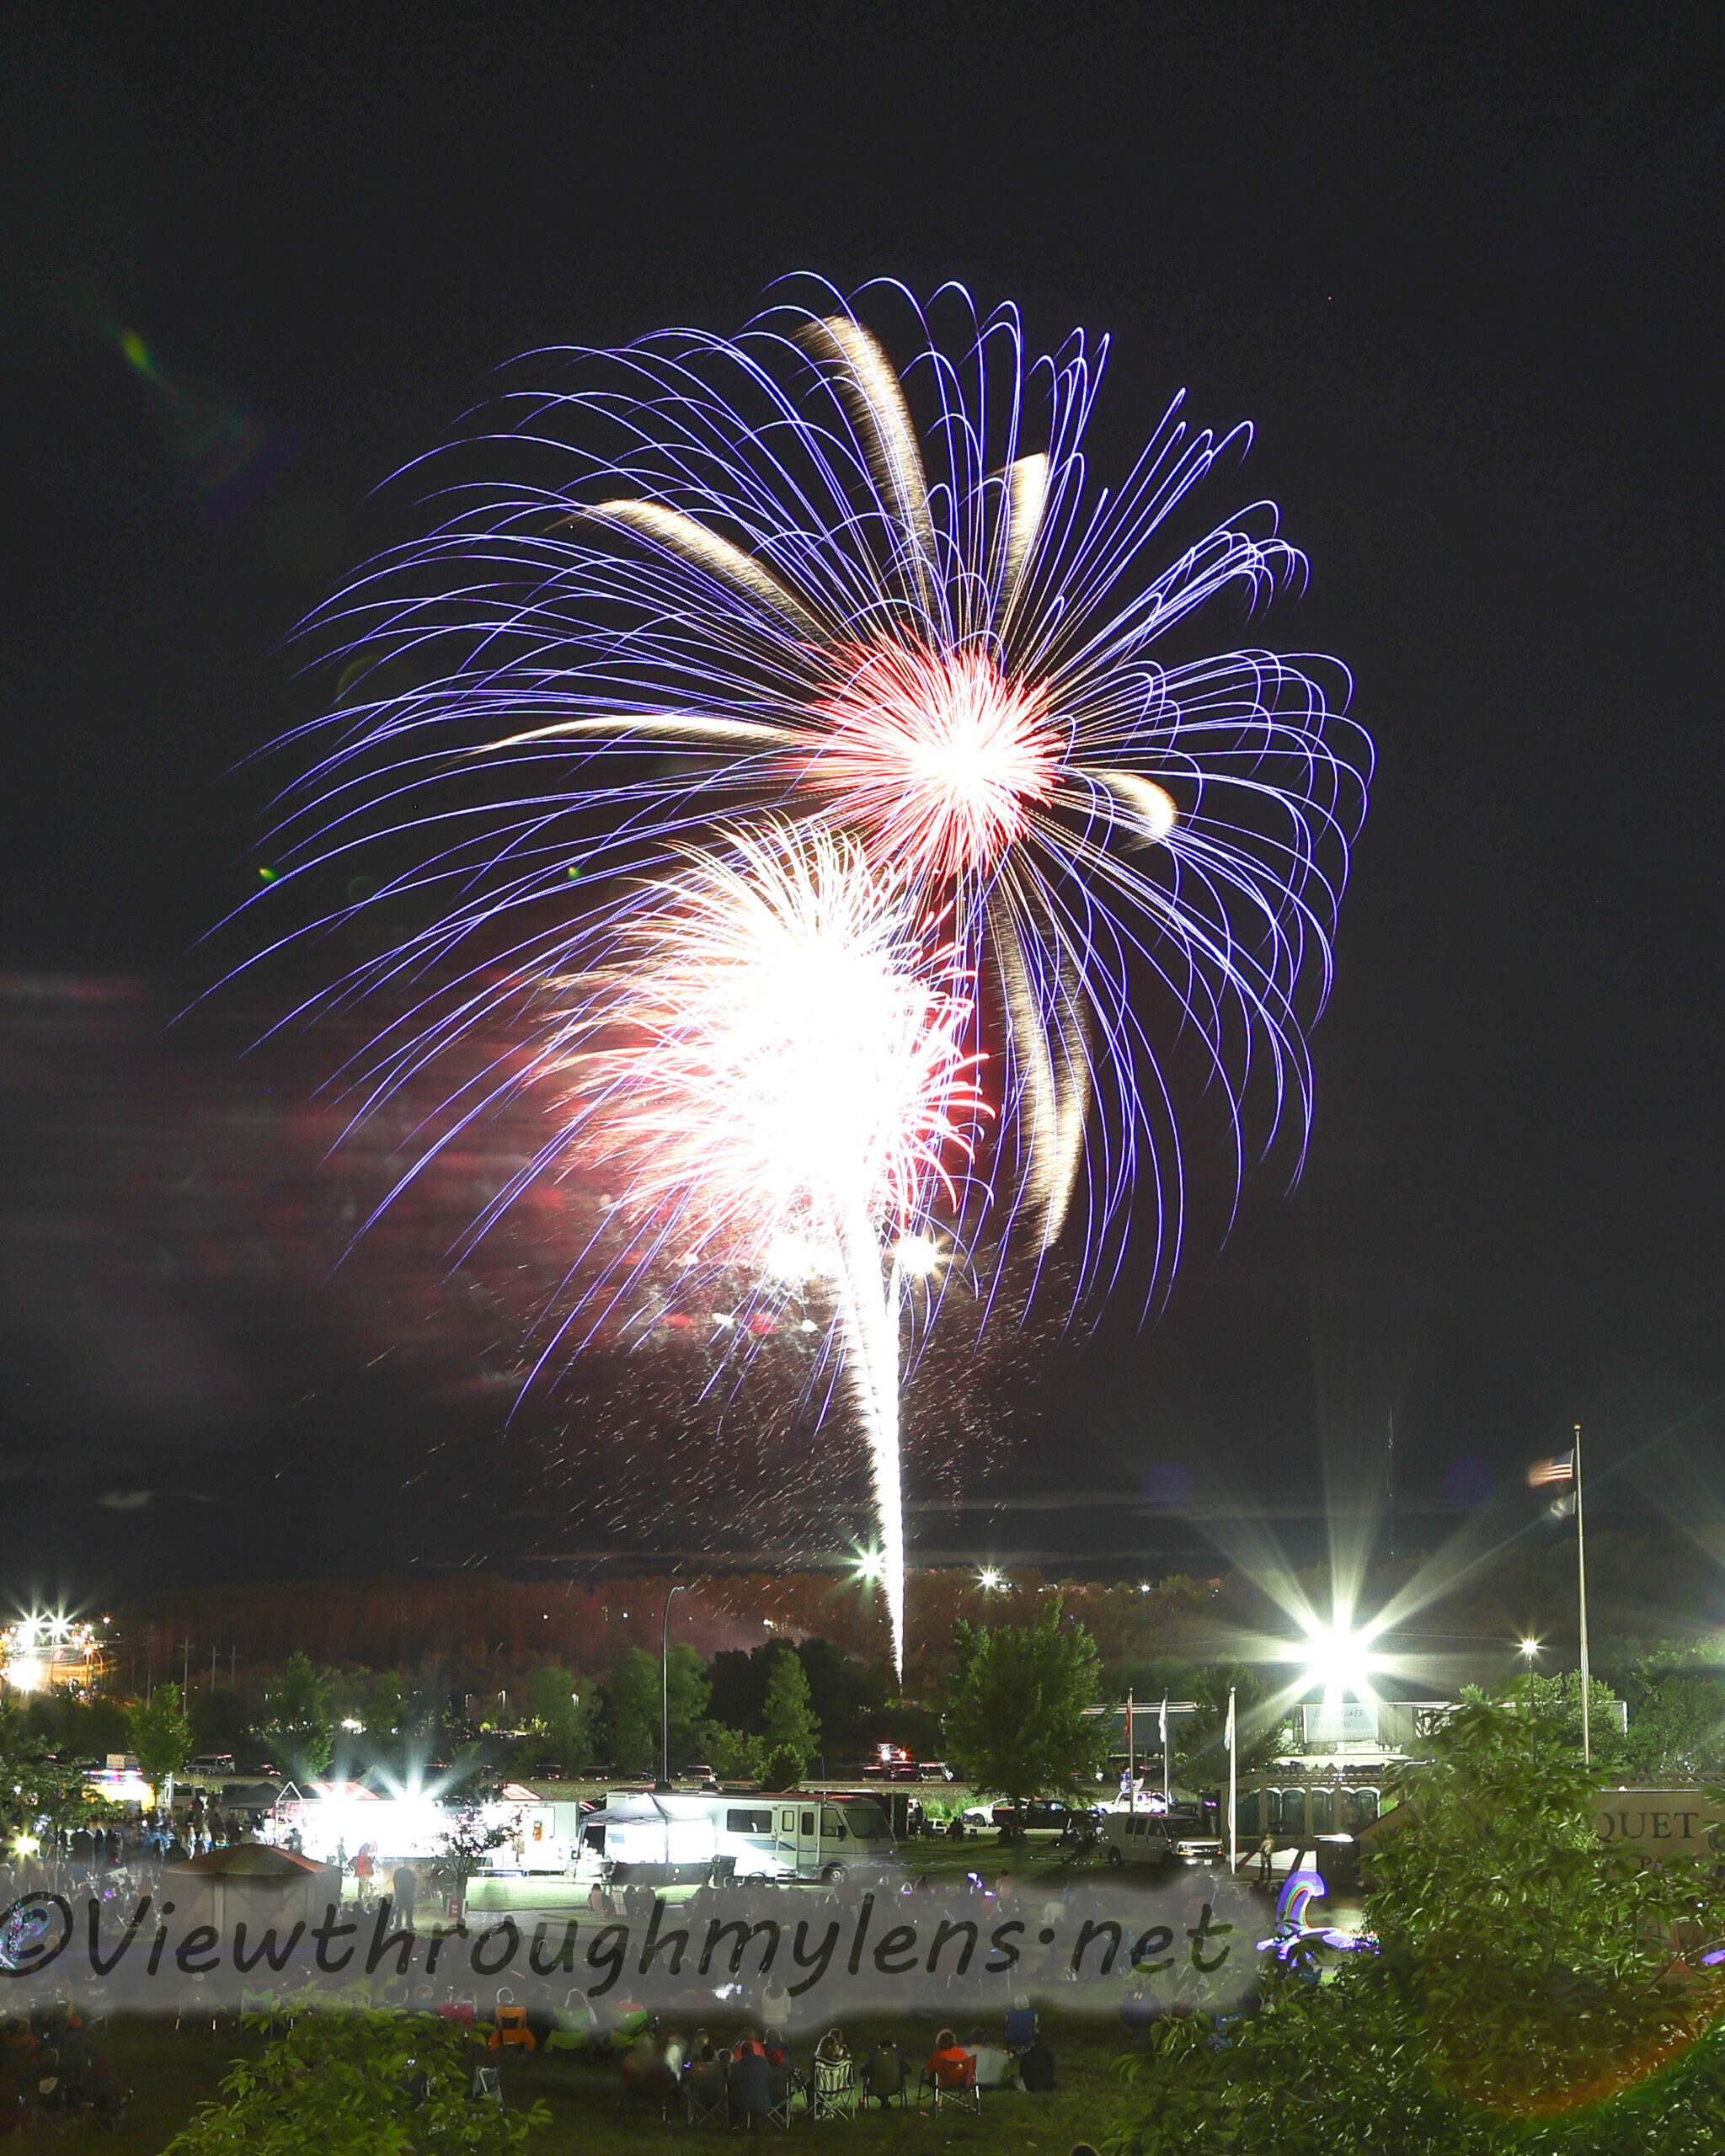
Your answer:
[991,1799,1093,1831]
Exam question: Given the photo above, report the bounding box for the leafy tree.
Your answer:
[128,1685,193,1802]
[943,1600,1112,1828]
[761,1649,821,1785]
[520,1664,591,1769]
[706,1638,880,1754]
[697,1721,767,1780]
[1623,1673,1725,1778]
[1367,1697,1723,2110]
[1111,1695,1725,2153]
[1487,1667,1630,1768]
[0,1703,103,1842]
[427,1764,511,1897]
[706,1646,769,1733]
[790,1639,882,1753]
[264,1652,334,1776]
[601,1646,708,1777]
[161,2005,547,2156]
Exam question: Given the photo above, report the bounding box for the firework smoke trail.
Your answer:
[538,825,983,1671]
[269,280,1370,1321]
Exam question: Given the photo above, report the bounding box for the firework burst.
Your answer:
[521,823,983,1670]
[275,280,1368,1306]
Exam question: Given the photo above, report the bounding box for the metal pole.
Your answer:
[1575,1423,1591,1769]
[1126,1689,1135,1811]
[660,1583,686,1786]
[1226,1686,1237,1876]
[1162,1695,1171,1809]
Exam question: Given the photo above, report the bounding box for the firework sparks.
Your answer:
[274,282,1367,1305]
[243,283,1370,1671]
[534,824,983,1669]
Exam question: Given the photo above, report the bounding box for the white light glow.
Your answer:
[977,1567,1002,1590]
[1300,1619,1384,1699]
[895,1231,943,1279]
[763,1234,820,1281]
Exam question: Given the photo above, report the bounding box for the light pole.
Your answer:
[660,1584,686,1788]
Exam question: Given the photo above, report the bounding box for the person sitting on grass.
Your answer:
[1018,2031,1058,2092]
[964,2027,1016,2089]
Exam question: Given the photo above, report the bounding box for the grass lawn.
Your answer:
[99,2004,1140,2153]
[91,1835,1215,2150]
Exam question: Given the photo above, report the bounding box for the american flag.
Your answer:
[1527,1452,1575,1487]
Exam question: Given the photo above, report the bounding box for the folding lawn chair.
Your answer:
[809,2054,857,2121]
[920,2054,980,2111]
[767,2058,802,2127]
[490,2003,534,2052]
[682,2057,729,2127]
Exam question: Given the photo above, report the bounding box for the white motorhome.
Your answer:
[578,1790,899,1885]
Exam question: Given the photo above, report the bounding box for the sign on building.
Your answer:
[1302,1702,1379,1748]
[1593,1789,1725,1861]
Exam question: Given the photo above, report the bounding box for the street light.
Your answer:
[1300,1620,1383,1698]
[660,1584,687,1789]
[1519,1636,1541,1662]
[977,1567,1002,1592]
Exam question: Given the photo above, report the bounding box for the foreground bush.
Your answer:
[1108,1700,1725,2153]
[163,2008,548,2156]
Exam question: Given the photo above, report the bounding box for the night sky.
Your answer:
[5,5,1723,1605]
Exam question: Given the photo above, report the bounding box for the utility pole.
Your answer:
[1386,1410,1397,1566]
[1126,1689,1135,1812]
[1575,1422,1591,1769]
[660,1584,686,1788]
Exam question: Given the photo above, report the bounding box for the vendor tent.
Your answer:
[162,1842,340,1939]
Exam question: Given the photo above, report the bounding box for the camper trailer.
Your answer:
[494,1796,595,1873]
[576,1790,899,1885]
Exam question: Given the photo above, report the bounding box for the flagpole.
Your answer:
[1575,1422,1590,1769]
[1226,1685,1237,1875]
[1161,1694,1171,1811]
[1127,1689,1135,1812]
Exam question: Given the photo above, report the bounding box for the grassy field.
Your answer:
[88,1834,1253,2150]
[98,2003,1139,2154]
